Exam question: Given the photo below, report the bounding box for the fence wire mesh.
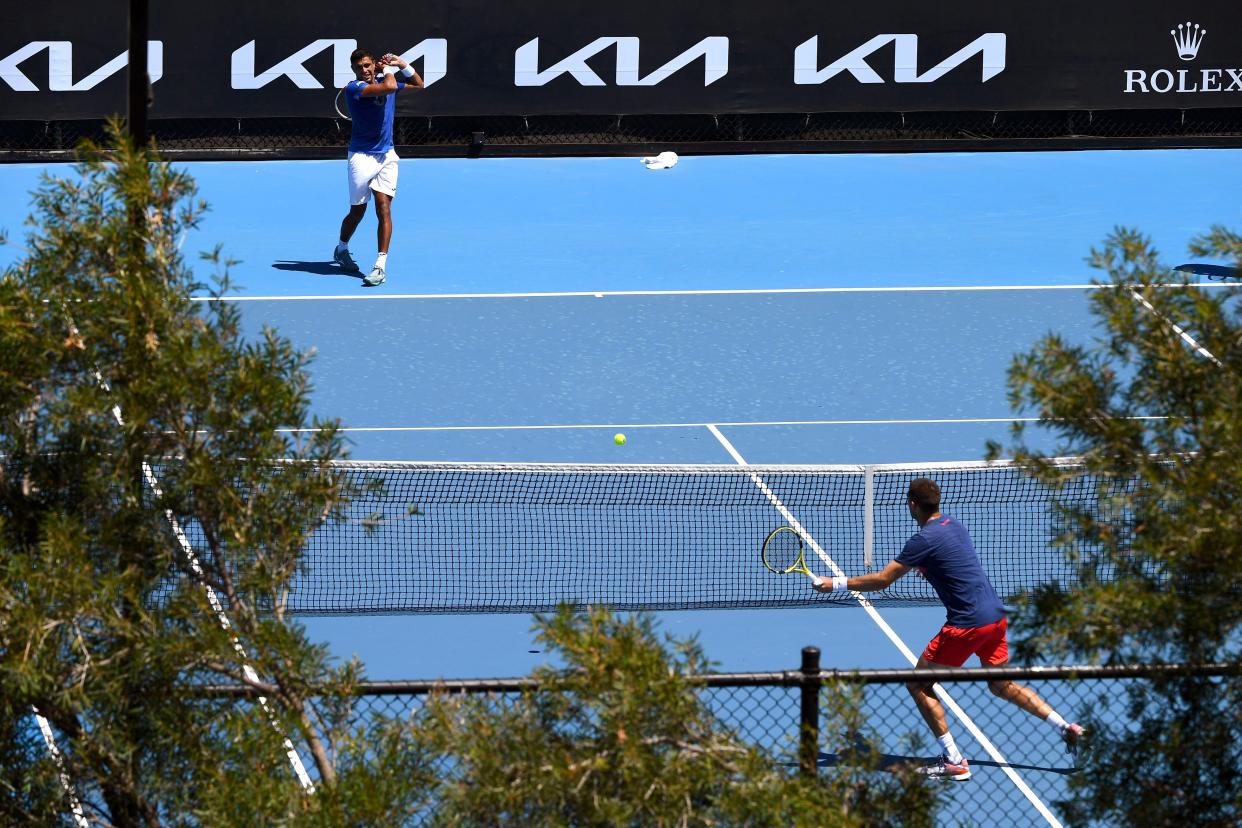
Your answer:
[201,660,1237,827]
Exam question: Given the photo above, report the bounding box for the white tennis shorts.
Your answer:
[347,149,399,205]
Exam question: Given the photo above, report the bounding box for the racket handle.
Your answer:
[808,573,823,587]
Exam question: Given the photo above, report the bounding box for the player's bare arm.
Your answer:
[351,54,400,97]
[359,73,399,97]
[378,53,426,91]
[811,560,909,593]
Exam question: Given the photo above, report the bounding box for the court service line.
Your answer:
[706,424,1065,828]
[194,282,1234,302]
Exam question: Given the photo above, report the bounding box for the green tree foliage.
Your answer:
[0,126,433,826]
[0,130,937,827]
[991,226,1242,825]
[408,607,938,827]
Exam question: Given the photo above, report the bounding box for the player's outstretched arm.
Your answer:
[813,560,910,594]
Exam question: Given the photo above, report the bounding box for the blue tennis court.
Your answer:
[3,147,1239,826]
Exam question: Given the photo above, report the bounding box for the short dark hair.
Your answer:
[907,478,941,515]
[350,48,374,65]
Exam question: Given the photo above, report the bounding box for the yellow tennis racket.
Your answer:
[761,526,823,586]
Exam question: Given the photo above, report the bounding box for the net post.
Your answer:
[798,646,821,778]
[863,465,875,569]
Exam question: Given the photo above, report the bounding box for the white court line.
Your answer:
[32,708,88,826]
[705,424,1065,828]
[191,282,1235,302]
[139,459,317,792]
[93,375,317,792]
[1128,289,1223,367]
[273,415,1167,434]
[29,330,321,812]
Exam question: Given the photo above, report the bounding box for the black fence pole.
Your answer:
[799,646,821,777]
[127,0,149,147]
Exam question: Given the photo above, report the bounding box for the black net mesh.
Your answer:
[4,108,1242,161]
[147,458,1140,615]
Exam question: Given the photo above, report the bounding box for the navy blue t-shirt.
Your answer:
[345,79,405,153]
[895,515,1006,629]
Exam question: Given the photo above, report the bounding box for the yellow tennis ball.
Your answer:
[614,433,627,446]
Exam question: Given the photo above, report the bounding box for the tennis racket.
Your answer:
[333,87,351,120]
[761,526,823,586]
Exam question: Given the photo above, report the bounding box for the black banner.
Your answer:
[2,2,1240,121]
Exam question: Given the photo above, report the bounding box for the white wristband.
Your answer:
[382,65,399,76]
[831,576,849,593]
[400,65,415,78]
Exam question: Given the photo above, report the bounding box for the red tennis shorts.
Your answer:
[921,618,1009,667]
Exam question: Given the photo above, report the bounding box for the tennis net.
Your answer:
[164,457,1130,615]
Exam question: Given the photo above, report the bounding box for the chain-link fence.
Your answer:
[4,108,1242,162]
[205,657,1238,827]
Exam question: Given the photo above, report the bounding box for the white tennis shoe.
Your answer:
[333,246,360,272]
[362,265,386,287]
[919,756,971,781]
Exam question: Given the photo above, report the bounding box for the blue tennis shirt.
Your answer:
[345,78,404,154]
[895,515,1006,629]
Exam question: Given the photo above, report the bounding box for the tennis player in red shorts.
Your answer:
[814,478,1084,780]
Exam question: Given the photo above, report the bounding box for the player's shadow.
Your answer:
[1174,262,1241,281]
[814,749,1078,776]
[271,260,363,281]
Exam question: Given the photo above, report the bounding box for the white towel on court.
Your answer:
[641,151,679,170]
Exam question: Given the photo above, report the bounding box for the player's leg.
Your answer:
[335,205,366,272]
[987,674,1084,759]
[361,192,392,286]
[909,628,973,780]
[362,152,398,286]
[336,152,375,272]
[907,661,949,735]
[373,192,392,255]
[976,620,1085,759]
[988,677,1051,716]
[979,619,1057,717]
[338,205,367,246]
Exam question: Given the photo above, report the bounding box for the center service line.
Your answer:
[1127,288,1223,366]
[704,423,1065,828]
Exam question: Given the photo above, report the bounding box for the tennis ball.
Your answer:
[614,433,627,446]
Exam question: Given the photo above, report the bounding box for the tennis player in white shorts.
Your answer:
[334,48,423,287]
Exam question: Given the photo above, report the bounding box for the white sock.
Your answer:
[336,241,348,252]
[1046,711,1069,733]
[937,733,963,764]
[374,252,388,270]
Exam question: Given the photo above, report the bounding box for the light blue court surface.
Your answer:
[3,150,1239,826]
[3,150,1242,296]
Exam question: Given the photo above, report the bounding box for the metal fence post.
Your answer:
[799,646,821,777]
[128,0,149,147]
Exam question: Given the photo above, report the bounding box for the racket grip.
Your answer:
[808,573,823,587]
